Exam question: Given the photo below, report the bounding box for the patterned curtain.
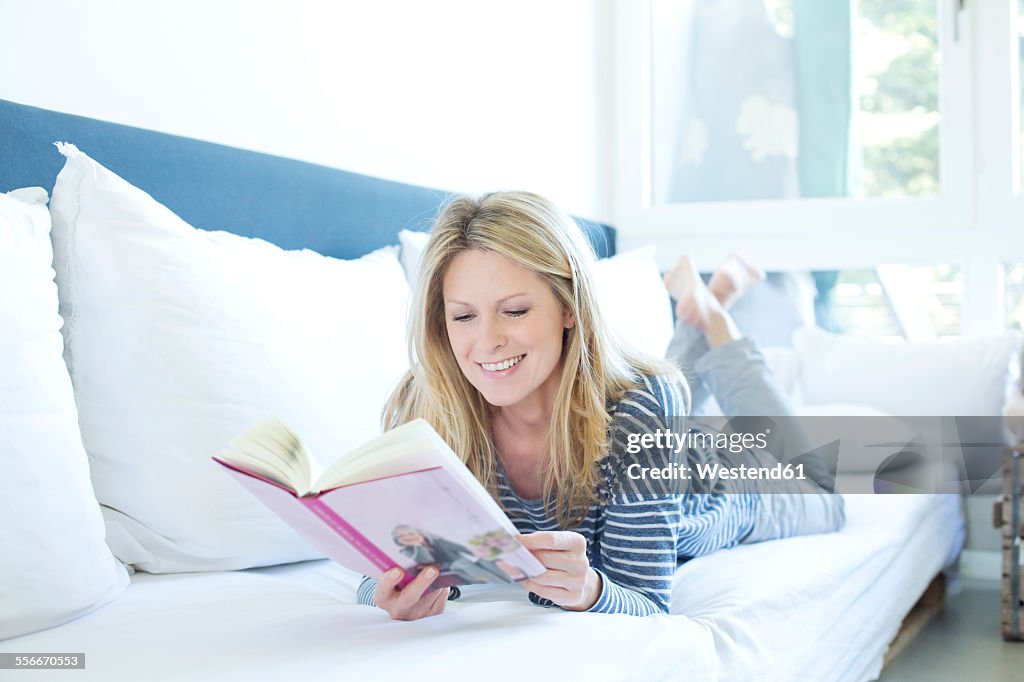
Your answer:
[667,0,852,331]
[670,0,801,202]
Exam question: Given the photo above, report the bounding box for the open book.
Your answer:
[213,417,545,590]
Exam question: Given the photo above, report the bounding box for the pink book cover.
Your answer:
[213,458,545,590]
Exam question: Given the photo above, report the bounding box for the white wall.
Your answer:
[0,0,608,220]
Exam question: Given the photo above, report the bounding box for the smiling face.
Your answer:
[394,526,426,547]
[442,249,574,414]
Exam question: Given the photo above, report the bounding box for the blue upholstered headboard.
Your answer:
[0,99,615,260]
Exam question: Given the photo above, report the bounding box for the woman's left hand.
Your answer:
[517,531,602,611]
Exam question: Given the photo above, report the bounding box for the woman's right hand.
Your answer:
[373,566,450,621]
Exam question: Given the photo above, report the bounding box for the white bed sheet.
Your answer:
[671,493,964,681]
[0,493,962,682]
[0,565,714,682]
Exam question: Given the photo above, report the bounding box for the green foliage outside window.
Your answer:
[857,0,938,198]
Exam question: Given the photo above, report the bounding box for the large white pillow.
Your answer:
[794,326,1020,416]
[398,228,430,284]
[0,188,129,639]
[795,327,1021,489]
[49,144,411,573]
[591,246,675,358]
[399,230,674,359]
[796,403,917,476]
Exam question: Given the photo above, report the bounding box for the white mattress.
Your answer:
[0,494,963,682]
[672,493,964,681]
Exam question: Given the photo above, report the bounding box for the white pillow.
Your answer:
[0,188,129,639]
[398,228,429,284]
[796,403,916,475]
[592,246,675,359]
[49,144,411,573]
[399,230,674,359]
[794,326,1021,416]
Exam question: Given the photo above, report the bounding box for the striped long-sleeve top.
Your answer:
[358,372,762,616]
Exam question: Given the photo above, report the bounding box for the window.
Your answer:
[612,1,1020,337]
[824,265,961,340]
[649,0,939,205]
[854,0,939,199]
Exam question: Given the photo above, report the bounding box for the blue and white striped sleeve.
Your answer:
[588,496,682,615]
[357,576,376,606]
[357,575,462,608]
[585,373,762,616]
[586,374,688,616]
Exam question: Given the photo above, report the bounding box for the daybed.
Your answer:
[0,98,988,681]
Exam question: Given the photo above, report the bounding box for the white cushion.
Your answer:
[400,230,674,359]
[398,228,429,284]
[796,403,916,475]
[0,188,129,639]
[592,246,675,358]
[794,326,1021,416]
[49,144,411,573]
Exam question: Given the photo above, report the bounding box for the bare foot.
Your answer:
[707,253,765,309]
[663,256,719,332]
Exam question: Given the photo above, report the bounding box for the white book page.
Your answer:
[219,416,316,494]
[314,420,514,534]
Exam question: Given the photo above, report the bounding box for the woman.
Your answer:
[358,192,843,620]
[391,525,515,585]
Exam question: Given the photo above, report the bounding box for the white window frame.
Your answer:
[609,0,1018,337]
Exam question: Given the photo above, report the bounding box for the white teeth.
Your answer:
[481,355,524,372]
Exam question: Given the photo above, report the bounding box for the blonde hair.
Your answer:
[384,191,684,527]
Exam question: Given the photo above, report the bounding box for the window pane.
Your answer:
[819,265,961,339]
[650,0,939,204]
[825,269,903,340]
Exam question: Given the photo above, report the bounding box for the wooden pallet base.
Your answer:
[1000,448,1022,641]
[883,573,947,666]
